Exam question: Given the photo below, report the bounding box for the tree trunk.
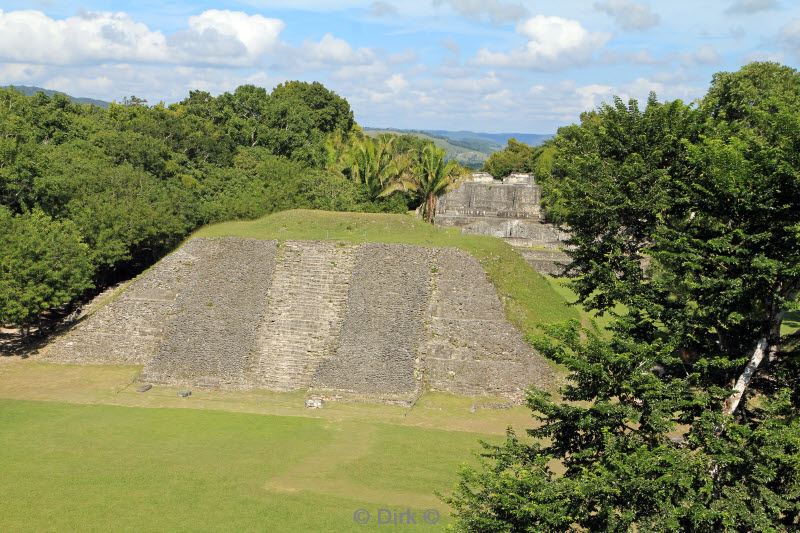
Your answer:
[767,310,785,364]
[425,194,437,224]
[723,337,768,416]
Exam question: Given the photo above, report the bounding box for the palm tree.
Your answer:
[390,145,462,223]
[339,134,412,200]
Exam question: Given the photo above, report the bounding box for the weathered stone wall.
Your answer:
[422,249,553,399]
[437,216,567,247]
[435,176,571,275]
[313,244,432,399]
[43,238,551,401]
[140,239,277,388]
[516,249,570,277]
[40,240,205,364]
[437,181,542,220]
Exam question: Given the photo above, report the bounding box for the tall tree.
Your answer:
[0,208,94,334]
[339,134,411,200]
[482,138,540,179]
[399,144,462,223]
[448,63,800,531]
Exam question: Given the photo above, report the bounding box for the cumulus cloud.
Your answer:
[726,0,778,14]
[0,10,167,65]
[594,0,660,31]
[474,16,611,70]
[441,71,502,94]
[173,10,284,65]
[385,73,408,92]
[432,0,529,24]
[300,33,375,66]
[0,9,284,67]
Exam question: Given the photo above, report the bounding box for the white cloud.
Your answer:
[529,84,545,96]
[688,44,721,64]
[779,19,800,58]
[0,9,284,67]
[727,0,778,14]
[474,16,611,70]
[575,84,614,109]
[174,10,284,65]
[300,33,375,66]
[432,0,528,24]
[0,10,167,65]
[594,0,660,31]
[386,73,408,92]
[368,1,398,17]
[442,71,502,94]
[0,62,47,83]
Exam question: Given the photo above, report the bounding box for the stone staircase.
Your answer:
[313,244,433,398]
[255,241,356,391]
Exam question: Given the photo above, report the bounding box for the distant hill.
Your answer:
[423,130,553,148]
[2,85,110,108]
[365,128,490,168]
[364,127,553,168]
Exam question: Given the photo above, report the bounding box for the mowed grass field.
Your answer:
[0,360,537,532]
[0,397,494,532]
[1,210,575,531]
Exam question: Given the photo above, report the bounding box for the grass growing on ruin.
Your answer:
[195,209,579,333]
[0,398,495,532]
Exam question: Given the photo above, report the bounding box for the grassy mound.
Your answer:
[194,209,579,337]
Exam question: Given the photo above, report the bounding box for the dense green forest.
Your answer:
[0,82,458,331]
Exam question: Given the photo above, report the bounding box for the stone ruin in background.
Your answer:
[434,173,570,275]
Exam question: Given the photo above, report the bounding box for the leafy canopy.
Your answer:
[448,62,800,532]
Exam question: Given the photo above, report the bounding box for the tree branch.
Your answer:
[723,337,768,416]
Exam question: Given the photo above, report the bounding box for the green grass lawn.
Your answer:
[194,209,578,337]
[0,398,499,532]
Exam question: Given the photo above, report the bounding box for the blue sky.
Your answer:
[0,0,797,132]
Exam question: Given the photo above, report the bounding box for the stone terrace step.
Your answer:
[421,248,554,400]
[140,238,277,388]
[313,243,433,397]
[255,241,356,391]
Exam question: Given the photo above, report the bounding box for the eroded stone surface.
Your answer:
[313,244,432,398]
[422,248,553,399]
[43,239,552,401]
[140,238,277,388]
[40,240,206,364]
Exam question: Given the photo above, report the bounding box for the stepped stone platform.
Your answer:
[40,241,205,365]
[313,244,433,401]
[422,249,552,397]
[256,241,355,391]
[42,238,552,402]
[435,174,571,275]
[139,239,276,388]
